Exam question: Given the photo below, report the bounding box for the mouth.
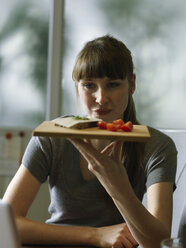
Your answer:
[93,109,112,116]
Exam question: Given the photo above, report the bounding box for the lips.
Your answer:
[94,108,112,116]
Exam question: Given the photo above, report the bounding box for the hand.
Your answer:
[95,223,138,248]
[68,138,128,196]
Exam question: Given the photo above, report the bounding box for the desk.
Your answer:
[23,246,66,248]
[21,244,93,248]
[22,246,93,248]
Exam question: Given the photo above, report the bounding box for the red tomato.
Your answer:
[106,123,118,131]
[126,121,133,129]
[121,121,133,132]
[98,119,133,132]
[112,119,125,129]
[97,121,107,129]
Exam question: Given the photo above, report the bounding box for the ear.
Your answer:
[131,74,136,94]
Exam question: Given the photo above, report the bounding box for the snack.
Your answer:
[97,119,133,132]
[52,116,102,129]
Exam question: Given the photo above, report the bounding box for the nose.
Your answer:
[94,87,109,105]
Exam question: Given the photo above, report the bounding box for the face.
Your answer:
[77,77,135,122]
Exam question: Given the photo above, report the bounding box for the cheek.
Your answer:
[115,90,129,112]
[78,88,92,108]
[77,86,85,101]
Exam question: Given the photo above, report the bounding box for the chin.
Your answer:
[89,112,122,122]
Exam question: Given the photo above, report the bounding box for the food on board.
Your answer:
[121,121,133,132]
[97,119,133,132]
[72,115,89,120]
[52,116,133,132]
[52,116,102,129]
[97,121,107,129]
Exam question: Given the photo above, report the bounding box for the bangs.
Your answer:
[72,46,129,81]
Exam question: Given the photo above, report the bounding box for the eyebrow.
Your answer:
[81,78,93,81]
[80,78,125,83]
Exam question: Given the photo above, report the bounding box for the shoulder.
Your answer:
[146,126,177,154]
[143,126,178,172]
[29,136,66,148]
[24,136,69,161]
[143,127,177,189]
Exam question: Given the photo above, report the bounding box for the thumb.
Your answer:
[101,141,124,162]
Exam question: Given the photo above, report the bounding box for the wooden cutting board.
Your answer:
[32,121,151,142]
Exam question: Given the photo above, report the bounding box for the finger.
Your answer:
[112,141,123,162]
[116,235,134,248]
[113,237,132,248]
[112,241,125,248]
[68,138,93,153]
[101,141,116,154]
[120,225,138,247]
[124,227,139,247]
[83,139,92,145]
[68,138,101,163]
[101,141,123,162]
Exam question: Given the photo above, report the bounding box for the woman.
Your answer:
[3,35,177,248]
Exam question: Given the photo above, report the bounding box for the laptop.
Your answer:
[183,223,186,248]
[0,199,21,248]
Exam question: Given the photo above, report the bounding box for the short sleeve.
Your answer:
[22,136,52,183]
[145,128,177,189]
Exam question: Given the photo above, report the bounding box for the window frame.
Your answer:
[46,0,65,120]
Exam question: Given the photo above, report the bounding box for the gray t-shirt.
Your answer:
[22,127,177,226]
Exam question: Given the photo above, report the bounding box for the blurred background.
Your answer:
[0,0,186,129]
[0,0,186,220]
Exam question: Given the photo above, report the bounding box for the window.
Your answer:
[0,0,49,127]
[0,0,50,195]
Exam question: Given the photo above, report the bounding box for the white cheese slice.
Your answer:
[51,116,102,129]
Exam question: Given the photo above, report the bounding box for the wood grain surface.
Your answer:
[32,121,151,142]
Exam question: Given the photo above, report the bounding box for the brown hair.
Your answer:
[72,35,133,83]
[72,35,144,188]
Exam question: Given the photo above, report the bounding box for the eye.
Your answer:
[82,82,96,89]
[107,82,121,88]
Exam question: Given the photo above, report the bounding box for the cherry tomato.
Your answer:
[106,123,118,131]
[97,121,107,129]
[121,121,133,132]
[126,121,133,129]
[97,119,133,132]
[112,119,125,129]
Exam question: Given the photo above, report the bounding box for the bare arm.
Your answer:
[2,165,96,245]
[110,182,173,248]
[68,138,174,248]
[3,164,138,247]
